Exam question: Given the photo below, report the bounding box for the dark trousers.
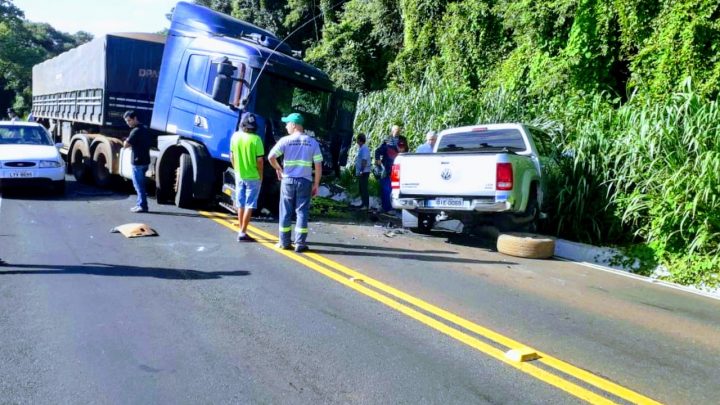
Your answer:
[358,172,369,208]
[379,176,392,212]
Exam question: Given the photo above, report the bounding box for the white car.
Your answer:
[0,121,66,194]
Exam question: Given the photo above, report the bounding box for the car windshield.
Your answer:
[0,126,53,146]
[254,73,331,144]
[436,128,527,153]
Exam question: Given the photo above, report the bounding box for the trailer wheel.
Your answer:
[70,141,90,182]
[91,143,113,188]
[174,153,194,208]
[496,233,555,259]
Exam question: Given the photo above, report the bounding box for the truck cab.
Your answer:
[148,2,356,209]
[32,1,356,212]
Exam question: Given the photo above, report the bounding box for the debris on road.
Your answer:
[384,229,406,238]
[111,223,158,238]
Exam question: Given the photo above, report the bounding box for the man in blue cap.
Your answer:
[230,112,264,241]
[268,112,323,253]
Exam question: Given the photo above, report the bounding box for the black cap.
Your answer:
[240,113,258,131]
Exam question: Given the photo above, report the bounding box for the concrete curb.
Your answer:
[553,239,720,301]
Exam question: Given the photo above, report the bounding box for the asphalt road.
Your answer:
[1,177,719,404]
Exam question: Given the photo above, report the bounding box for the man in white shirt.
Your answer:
[415,130,437,153]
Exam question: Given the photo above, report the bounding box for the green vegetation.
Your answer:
[0,0,92,114]
[4,0,717,285]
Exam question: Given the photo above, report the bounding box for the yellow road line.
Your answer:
[201,211,661,405]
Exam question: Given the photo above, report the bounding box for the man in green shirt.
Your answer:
[229,113,264,241]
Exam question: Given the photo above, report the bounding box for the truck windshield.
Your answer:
[436,129,527,153]
[254,73,331,144]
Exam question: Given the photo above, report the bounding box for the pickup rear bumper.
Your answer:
[392,197,513,213]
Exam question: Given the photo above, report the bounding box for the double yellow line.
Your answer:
[200,210,661,405]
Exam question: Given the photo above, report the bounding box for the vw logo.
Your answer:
[441,168,452,180]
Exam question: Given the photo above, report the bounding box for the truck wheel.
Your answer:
[496,233,555,259]
[91,143,113,188]
[174,153,194,208]
[70,141,90,182]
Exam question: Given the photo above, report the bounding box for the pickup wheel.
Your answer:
[523,191,540,233]
[174,153,194,208]
[497,233,555,259]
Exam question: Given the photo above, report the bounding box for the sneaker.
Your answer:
[236,232,246,242]
[238,234,254,242]
[130,206,148,213]
[275,242,291,250]
[294,244,309,253]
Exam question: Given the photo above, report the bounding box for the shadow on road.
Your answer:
[310,248,515,266]
[309,241,456,255]
[0,262,250,280]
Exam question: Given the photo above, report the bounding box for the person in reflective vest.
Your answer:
[268,113,323,253]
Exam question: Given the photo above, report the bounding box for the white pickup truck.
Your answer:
[391,123,545,233]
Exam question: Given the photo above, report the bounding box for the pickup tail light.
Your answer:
[391,164,400,189]
[496,162,513,190]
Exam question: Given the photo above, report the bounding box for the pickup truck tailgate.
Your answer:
[397,153,497,196]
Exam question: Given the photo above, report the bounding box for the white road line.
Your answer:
[556,257,720,301]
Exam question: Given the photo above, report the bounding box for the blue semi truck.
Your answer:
[31,1,356,211]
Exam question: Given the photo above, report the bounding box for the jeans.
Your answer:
[379,176,392,212]
[279,177,312,247]
[235,179,261,209]
[358,172,369,208]
[131,165,148,210]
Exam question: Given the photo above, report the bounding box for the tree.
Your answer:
[0,0,93,114]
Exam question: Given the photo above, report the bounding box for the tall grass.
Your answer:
[351,76,720,287]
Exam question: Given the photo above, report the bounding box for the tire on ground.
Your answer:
[91,143,113,187]
[175,153,194,208]
[496,232,555,259]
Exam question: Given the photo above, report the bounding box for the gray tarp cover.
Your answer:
[32,33,165,97]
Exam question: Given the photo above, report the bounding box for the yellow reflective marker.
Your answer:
[200,211,663,405]
[506,347,540,363]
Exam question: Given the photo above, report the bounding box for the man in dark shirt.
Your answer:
[123,110,151,213]
[374,133,406,215]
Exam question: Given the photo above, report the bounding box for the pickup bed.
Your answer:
[391,123,544,233]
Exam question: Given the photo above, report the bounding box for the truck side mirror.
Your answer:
[211,58,236,105]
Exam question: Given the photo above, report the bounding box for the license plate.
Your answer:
[9,170,33,178]
[430,197,464,208]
